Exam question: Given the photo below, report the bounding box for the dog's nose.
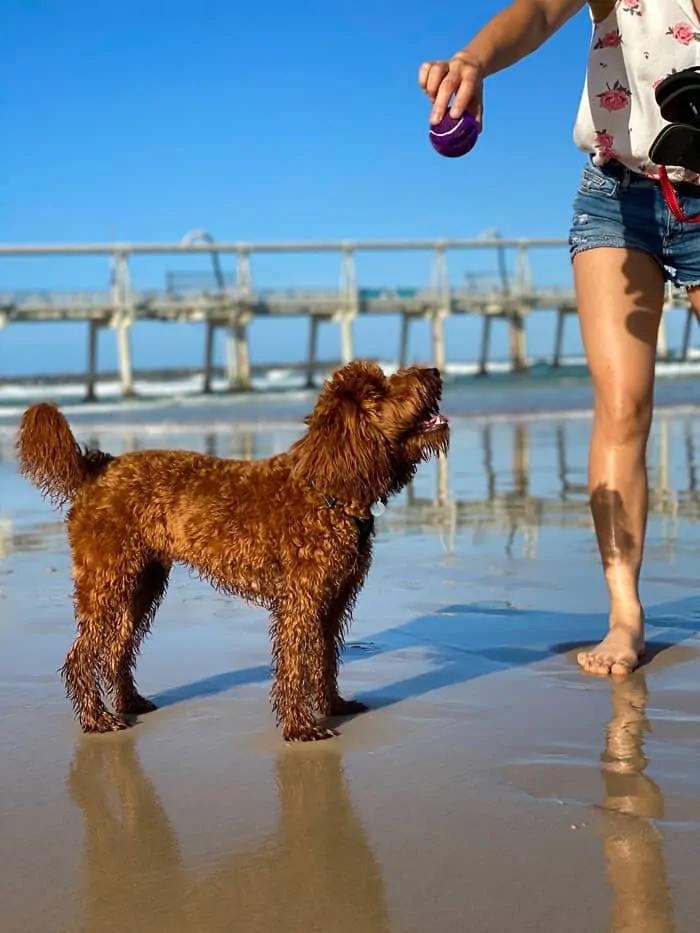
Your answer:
[428,367,440,378]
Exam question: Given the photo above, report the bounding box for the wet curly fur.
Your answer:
[16,361,449,741]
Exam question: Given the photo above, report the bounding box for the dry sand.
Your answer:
[1,413,699,932]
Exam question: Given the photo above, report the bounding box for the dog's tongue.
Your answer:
[421,414,448,429]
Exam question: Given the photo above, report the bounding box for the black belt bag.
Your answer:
[649,66,700,224]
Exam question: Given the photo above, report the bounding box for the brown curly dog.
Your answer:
[16,361,449,741]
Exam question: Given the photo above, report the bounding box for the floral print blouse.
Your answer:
[573,0,700,182]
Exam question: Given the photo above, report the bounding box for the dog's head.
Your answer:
[291,360,449,508]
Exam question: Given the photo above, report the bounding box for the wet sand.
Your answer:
[1,413,699,932]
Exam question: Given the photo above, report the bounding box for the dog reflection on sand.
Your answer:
[68,738,390,933]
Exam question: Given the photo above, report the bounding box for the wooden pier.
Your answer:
[0,238,694,397]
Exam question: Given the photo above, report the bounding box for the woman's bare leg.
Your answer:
[573,247,665,676]
[689,287,700,324]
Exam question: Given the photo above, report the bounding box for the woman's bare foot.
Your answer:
[578,608,645,677]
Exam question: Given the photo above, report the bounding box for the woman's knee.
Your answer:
[592,392,653,445]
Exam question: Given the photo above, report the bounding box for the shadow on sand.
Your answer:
[151,595,700,715]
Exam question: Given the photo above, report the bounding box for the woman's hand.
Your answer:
[418,55,484,126]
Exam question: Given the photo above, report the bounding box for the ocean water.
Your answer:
[3,356,700,431]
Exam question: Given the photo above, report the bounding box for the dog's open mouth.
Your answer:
[419,413,449,432]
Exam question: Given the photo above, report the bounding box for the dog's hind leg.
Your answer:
[103,559,171,717]
[62,563,132,733]
[317,563,370,719]
[270,585,335,743]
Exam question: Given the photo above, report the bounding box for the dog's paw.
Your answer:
[328,697,369,717]
[83,710,131,733]
[284,724,338,743]
[116,694,158,716]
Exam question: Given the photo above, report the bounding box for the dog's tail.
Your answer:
[16,403,113,509]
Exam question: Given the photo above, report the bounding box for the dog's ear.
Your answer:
[291,362,394,506]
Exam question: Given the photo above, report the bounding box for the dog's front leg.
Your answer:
[269,591,336,742]
[317,564,370,719]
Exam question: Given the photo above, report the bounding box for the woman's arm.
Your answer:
[420,0,588,124]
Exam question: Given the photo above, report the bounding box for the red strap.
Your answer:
[658,165,700,224]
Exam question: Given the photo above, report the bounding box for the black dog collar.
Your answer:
[322,494,375,548]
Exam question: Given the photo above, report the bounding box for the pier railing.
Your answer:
[0,239,693,397]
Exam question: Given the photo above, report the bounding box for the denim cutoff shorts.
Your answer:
[568,156,700,289]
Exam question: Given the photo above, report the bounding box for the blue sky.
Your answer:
[1,1,607,375]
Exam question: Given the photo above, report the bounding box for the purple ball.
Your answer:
[429,110,480,158]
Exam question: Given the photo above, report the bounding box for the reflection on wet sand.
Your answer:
[68,738,389,933]
[4,414,700,562]
[598,674,675,933]
[394,416,700,556]
[68,738,187,931]
[1,410,698,932]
